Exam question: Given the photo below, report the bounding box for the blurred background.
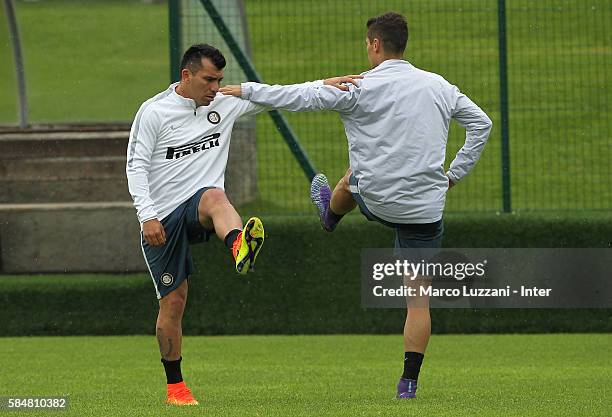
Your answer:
[1,5,610,414]
[0,0,611,332]
[2,0,610,213]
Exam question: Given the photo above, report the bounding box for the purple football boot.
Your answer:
[310,173,335,232]
[396,378,418,399]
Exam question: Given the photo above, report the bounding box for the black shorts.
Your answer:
[348,174,444,249]
[141,187,215,299]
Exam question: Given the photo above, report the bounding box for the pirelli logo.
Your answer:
[166,133,221,160]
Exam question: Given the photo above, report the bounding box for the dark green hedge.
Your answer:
[1,213,611,336]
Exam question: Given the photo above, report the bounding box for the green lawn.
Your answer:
[1,0,610,213]
[0,0,169,123]
[0,334,610,416]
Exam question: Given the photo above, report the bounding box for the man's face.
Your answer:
[184,57,224,106]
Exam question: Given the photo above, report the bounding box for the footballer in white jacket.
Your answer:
[220,13,492,401]
[126,44,265,406]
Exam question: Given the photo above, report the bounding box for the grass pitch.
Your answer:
[1,334,610,416]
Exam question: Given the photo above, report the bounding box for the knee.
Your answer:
[200,188,229,211]
[342,179,351,194]
[160,292,187,319]
[340,173,351,193]
[406,304,430,314]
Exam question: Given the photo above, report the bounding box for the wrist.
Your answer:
[141,217,158,227]
[240,82,250,99]
[446,171,459,184]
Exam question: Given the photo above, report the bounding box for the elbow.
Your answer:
[483,114,493,132]
[478,115,493,141]
[125,166,139,180]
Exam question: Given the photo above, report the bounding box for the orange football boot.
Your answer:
[166,381,199,406]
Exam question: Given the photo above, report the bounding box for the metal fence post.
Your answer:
[168,0,182,83]
[498,0,512,212]
[199,0,318,181]
[3,0,28,128]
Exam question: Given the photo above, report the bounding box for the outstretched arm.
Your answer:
[219,75,362,113]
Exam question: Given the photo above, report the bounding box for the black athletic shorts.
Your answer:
[141,187,215,299]
[348,174,444,249]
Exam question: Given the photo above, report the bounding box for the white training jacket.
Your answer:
[241,59,493,224]
[126,83,263,224]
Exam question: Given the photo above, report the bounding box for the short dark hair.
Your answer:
[180,43,226,73]
[366,12,408,55]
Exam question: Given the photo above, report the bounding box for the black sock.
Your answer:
[323,205,344,230]
[328,206,345,223]
[402,352,424,381]
[161,357,183,384]
[224,229,241,250]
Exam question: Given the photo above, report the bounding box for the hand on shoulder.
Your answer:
[219,85,242,97]
[323,75,363,91]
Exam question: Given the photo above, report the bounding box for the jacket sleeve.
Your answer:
[126,105,160,224]
[236,98,268,117]
[446,87,493,184]
[240,80,359,113]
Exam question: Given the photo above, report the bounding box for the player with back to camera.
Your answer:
[220,12,492,399]
[126,44,266,406]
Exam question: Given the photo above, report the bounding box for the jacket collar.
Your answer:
[168,82,197,109]
[373,59,412,72]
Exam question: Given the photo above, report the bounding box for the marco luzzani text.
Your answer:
[371,260,552,298]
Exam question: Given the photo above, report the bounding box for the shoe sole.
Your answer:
[310,173,332,230]
[310,173,329,212]
[236,217,265,274]
[166,399,199,406]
